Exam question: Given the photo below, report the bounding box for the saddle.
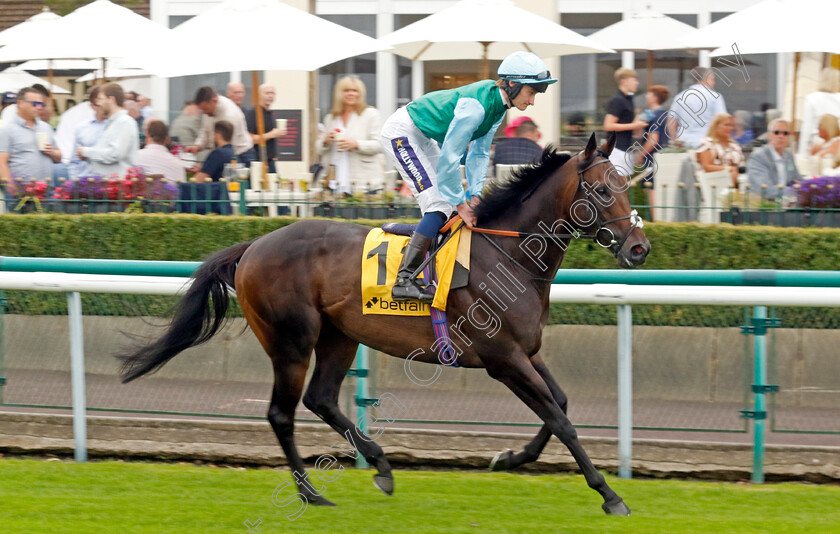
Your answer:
[378,218,466,367]
[381,218,470,292]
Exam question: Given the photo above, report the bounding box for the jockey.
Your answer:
[380,51,557,303]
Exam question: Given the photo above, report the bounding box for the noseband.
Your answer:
[576,150,645,257]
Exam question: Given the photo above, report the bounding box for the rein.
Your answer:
[454,150,645,282]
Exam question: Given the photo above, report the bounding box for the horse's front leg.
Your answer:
[487,353,630,516]
[490,354,564,472]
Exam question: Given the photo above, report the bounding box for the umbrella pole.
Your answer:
[48,59,54,112]
[252,70,268,189]
[480,41,491,80]
[791,52,801,146]
[646,51,654,90]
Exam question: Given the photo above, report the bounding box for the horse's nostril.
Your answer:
[631,244,646,256]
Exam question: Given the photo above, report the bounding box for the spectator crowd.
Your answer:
[2,62,840,219]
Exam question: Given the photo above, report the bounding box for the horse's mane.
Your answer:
[475,146,572,224]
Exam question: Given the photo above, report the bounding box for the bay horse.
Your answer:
[118,133,649,516]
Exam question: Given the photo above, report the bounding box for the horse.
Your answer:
[118,133,650,516]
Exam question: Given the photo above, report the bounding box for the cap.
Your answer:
[2,91,16,104]
[504,116,537,138]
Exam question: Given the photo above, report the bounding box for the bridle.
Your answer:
[575,149,645,256]
[471,148,645,282]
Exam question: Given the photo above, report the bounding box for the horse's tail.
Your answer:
[117,240,254,383]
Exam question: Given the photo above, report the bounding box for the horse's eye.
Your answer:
[597,186,609,197]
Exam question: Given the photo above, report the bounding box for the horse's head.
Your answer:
[570,133,650,268]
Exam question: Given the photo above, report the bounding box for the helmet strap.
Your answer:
[502,81,522,104]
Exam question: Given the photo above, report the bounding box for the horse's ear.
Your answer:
[584,132,597,160]
[602,131,617,156]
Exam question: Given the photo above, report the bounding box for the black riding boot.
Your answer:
[392,232,436,303]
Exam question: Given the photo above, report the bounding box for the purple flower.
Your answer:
[796,176,840,208]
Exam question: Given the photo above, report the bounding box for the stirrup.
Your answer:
[392,277,434,303]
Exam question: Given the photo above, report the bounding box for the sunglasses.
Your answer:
[22,99,46,108]
[772,130,790,136]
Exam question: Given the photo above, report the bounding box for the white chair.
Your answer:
[795,154,815,178]
[696,170,732,224]
[652,152,684,222]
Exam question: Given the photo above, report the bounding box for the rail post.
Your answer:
[617,304,633,478]
[0,290,6,404]
[67,291,87,462]
[740,306,780,483]
[348,345,378,468]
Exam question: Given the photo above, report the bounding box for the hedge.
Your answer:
[1,214,840,327]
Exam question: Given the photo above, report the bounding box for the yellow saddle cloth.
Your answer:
[361,226,470,315]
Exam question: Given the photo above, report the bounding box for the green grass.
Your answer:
[1,458,838,533]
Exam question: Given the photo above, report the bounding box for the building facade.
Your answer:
[147,0,790,176]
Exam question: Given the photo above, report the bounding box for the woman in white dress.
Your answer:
[697,113,745,188]
[316,76,384,194]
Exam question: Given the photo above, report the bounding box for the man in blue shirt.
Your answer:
[68,87,107,179]
[380,52,557,303]
[193,120,235,182]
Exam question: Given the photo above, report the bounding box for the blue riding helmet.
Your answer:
[498,51,558,100]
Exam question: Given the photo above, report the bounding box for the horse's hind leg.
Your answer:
[251,306,335,507]
[491,354,567,471]
[303,320,395,496]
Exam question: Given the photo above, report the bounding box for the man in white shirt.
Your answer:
[747,119,801,199]
[136,119,186,182]
[668,67,729,149]
[185,86,254,164]
[77,83,139,177]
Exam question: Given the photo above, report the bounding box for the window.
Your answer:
[317,15,377,121]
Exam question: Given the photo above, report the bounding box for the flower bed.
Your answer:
[2,168,178,213]
[796,176,840,209]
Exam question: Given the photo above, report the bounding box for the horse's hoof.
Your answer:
[373,474,394,496]
[602,499,631,516]
[489,449,513,471]
[308,493,336,507]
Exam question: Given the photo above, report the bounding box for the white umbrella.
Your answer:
[0,7,61,47]
[123,0,390,188]
[377,0,613,78]
[682,0,840,134]
[129,0,391,77]
[683,0,840,56]
[0,69,70,94]
[14,59,106,72]
[588,8,718,89]
[0,0,172,64]
[13,59,144,81]
[76,67,151,83]
[15,59,153,82]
